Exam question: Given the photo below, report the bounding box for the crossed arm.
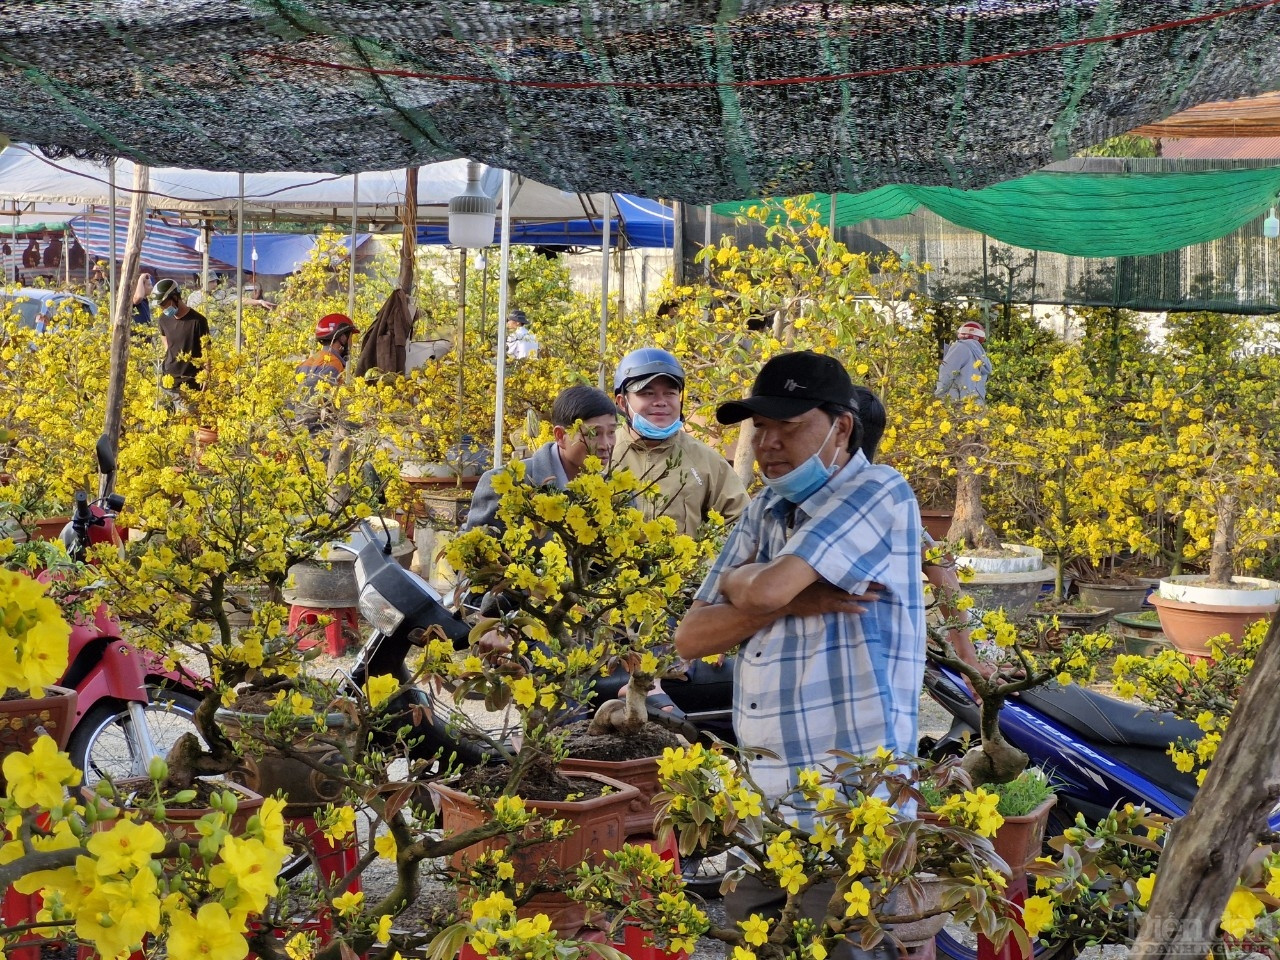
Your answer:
[674,555,880,659]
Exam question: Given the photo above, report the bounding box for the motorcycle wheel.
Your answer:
[681,850,729,898]
[66,686,203,785]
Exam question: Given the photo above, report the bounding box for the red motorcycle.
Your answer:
[50,437,205,783]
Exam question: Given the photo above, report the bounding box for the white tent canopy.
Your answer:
[0,145,629,223]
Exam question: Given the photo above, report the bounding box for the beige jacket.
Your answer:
[612,429,749,536]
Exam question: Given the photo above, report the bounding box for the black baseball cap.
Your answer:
[716,350,854,424]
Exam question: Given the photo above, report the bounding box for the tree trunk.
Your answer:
[961,692,1028,784]
[1206,494,1236,587]
[947,434,1000,550]
[1130,614,1280,960]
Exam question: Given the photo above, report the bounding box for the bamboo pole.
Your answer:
[100,165,149,489]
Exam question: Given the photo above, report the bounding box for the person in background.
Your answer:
[852,384,985,685]
[935,320,991,402]
[676,352,926,958]
[132,271,153,327]
[88,260,108,295]
[293,313,358,433]
[463,385,617,534]
[505,309,539,360]
[611,347,748,536]
[153,278,210,412]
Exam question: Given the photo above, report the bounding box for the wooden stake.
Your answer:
[100,165,149,490]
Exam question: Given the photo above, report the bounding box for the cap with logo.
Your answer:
[957,321,987,341]
[716,350,854,424]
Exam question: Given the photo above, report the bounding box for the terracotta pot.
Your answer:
[920,509,954,543]
[0,685,78,790]
[430,772,639,937]
[33,516,70,542]
[215,705,356,813]
[922,795,1056,885]
[559,754,663,839]
[1149,593,1277,659]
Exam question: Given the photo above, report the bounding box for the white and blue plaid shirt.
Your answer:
[694,451,926,811]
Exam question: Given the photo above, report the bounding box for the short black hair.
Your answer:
[850,385,886,461]
[818,401,863,455]
[551,385,618,427]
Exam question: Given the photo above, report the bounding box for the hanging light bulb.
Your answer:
[448,161,496,248]
[1265,206,1280,239]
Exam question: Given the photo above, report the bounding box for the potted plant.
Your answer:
[434,456,713,933]
[651,745,1028,959]
[1147,417,1280,658]
[0,567,79,775]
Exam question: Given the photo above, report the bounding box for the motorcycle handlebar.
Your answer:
[72,491,92,525]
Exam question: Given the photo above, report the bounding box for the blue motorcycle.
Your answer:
[922,660,1280,959]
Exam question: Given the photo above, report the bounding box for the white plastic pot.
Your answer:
[1158,575,1280,607]
[956,543,1044,575]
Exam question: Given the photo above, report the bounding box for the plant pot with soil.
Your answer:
[1027,598,1115,637]
[1113,610,1170,657]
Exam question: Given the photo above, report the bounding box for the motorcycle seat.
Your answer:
[1018,680,1202,750]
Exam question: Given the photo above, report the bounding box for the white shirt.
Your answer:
[507,327,539,360]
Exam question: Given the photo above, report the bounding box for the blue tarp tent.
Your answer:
[415,194,674,249]
[70,214,235,275]
[203,233,372,276]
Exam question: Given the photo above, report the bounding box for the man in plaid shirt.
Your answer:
[675,351,926,954]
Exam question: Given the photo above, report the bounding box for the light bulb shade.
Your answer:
[1265,208,1280,239]
[448,161,497,248]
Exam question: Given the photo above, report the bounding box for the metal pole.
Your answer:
[108,163,118,313]
[347,173,360,322]
[456,250,467,458]
[83,206,90,286]
[494,169,512,468]
[598,211,611,389]
[201,220,210,296]
[703,204,712,280]
[63,228,69,286]
[236,172,244,350]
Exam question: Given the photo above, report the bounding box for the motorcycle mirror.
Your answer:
[95,434,117,477]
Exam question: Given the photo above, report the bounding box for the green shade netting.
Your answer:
[713,168,1280,258]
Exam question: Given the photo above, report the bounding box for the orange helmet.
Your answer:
[315,313,357,341]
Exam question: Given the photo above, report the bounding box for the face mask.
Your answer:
[161,306,178,320]
[761,420,839,504]
[631,412,682,441]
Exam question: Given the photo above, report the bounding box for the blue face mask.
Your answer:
[161,306,178,320]
[761,420,838,504]
[631,412,683,441]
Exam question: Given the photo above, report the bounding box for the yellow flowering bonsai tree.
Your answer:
[445,454,714,794]
[928,605,1114,783]
[652,743,1028,960]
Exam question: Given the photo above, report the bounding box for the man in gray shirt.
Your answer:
[934,321,991,402]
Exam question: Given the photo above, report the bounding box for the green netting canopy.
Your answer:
[713,167,1280,258]
[2,2,1280,200]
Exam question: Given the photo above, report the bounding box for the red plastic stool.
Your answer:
[287,604,359,656]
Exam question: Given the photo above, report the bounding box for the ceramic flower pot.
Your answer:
[215,704,357,813]
[559,754,663,840]
[1149,593,1277,659]
[1158,575,1280,607]
[1077,579,1159,615]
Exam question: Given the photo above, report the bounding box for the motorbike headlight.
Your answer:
[358,583,405,635]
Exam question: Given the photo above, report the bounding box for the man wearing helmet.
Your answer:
[934,320,992,402]
[153,278,210,410]
[612,347,748,536]
[293,313,358,433]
